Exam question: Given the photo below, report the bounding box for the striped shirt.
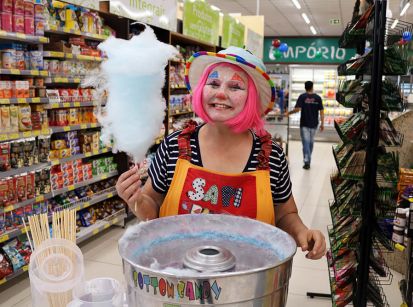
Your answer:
[148,126,292,204]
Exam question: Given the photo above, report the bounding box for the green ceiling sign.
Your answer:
[264,37,356,64]
[222,15,245,48]
[183,0,219,45]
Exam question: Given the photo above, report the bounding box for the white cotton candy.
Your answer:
[87,25,178,163]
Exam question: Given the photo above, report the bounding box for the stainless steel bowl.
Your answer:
[119,214,296,306]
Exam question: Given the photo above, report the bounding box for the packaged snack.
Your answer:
[2,239,26,270]
[34,78,44,87]
[13,0,25,15]
[10,140,23,168]
[0,252,13,280]
[51,139,66,150]
[1,106,11,132]
[15,174,26,202]
[12,14,24,33]
[26,171,34,199]
[32,203,41,215]
[6,177,16,205]
[18,105,32,131]
[34,3,43,19]
[12,207,24,228]
[23,204,33,219]
[29,51,43,70]
[1,12,13,32]
[1,0,13,12]
[34,18,44,35]
[22,138,35,167]
[0,143,11,172]
[24,16,34,35]
[0,180,8,207]
[9,105,19,133]
[14,50,25,70]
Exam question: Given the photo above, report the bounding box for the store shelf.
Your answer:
[50,148,111,166]
[0,225,29,244]
[0,69,49,77]
[76,211,126,244]
[52,171,118,197]
[0,265,28,286]
[43,51,104,62]
[402,195,413,202]
[73,189,117,212]
[45,77,83,84]
[0,129,51,143]
[50,123,100,133]
[169,110,193,116]
[0,162,50,179]
[45,101,98,109]
[0,98,49,105]
[0,192,53,215]
[0,30,49,44]
[45,25,109,41]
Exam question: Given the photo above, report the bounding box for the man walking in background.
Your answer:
[287,81,324,170]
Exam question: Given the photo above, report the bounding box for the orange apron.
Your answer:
[159,124,275,225]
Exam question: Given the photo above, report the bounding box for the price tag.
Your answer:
[107,193,113,198]
[61,78,69,83]
[9,133,19,139]
[52,51,64,57]
[17,98,26,104]
[39,37,48,43]
[0,234,9,243]
[32,130,40,136]
[101,174,108,180]
[80,124,87,129]
[68,185,75,191]
[63,103,70,108]
[74,78,81,83]
[23,265,29,272]
[10,69,20,74]
[40,71,48,76]
[74,102,80,107]
[66,53,73,59]
[21,228,27,234]
[23,131,31,138]
[4,205,14,213]
[30,70,39,75]
[0,278,6,285]
[0,30,6,36]
[32,98,40,103]
[63,127,71,132]
[51,159,59,166]
[0,99,8,104]
[36,195,44,202]
[91,123,97,128]
[0,135,7,141]
[16,33,26,39]
[51,103,59,108]
[85,152,91,157]
[104,224,110,229]
[93,229,99,235]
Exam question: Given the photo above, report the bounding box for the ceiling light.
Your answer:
[400,2,411,16]
[390,19,399,29]
[310,26,317,35]
[291,0,301,10]
[302,13,310,24]
[210,5,221,11]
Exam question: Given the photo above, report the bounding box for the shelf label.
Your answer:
[82,202,90,209]
[9,133,19,139]
[51,103,59,108]
[0,134,7,141]
[91,123,97,128]
[63,103,70,108]
[93,229,99,235]
[74,102,80,107]
[0,99,9,104]
[0,278,5,285]
[10,69,20,74]
[4,205,14,213]
[30,70,39,75]
[21,228,27,234]
[63,126,71,132]
[67,185,75,191]
[80,124,87,129]
[40,71,48,76]
[39,37,48,43]
[32,98,41,103]
[36,195,44,202]
[16,33,26,39]
[22,131,31,138]
[0,234,9,243]
[51,159,60,166]
[85,152,92,157]
[101,174,108,180]
[66,53,73,59]
[104,224,110,229]
[50,51,64,57]
[107,193,113,198]
[22,265,28,271]
[17,98,26,103]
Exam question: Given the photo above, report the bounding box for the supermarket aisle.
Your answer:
[1,141,402,307]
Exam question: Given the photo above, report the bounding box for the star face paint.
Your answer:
[202,65,248,123]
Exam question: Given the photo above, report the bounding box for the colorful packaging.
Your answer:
[29,51,43,70]
[1,106,11,132]
[24,16,34,35]
[13,0,25,15]
[0,143,10,172]
[18,105,32,131]
[0,180,8,207]
[15,174,27,202]
[33,3,43,19]
[26,172,34,199]
[24,0,34,17]
[2,49,15,69]
[1,12,13,32]
[2,239,26,270]
[6,177,16,205]
[9,105,19,133]
[0,0,13,12]
[12,14,24,33]
[34,18,44,35]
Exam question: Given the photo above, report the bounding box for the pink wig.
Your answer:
[191,62,265,136]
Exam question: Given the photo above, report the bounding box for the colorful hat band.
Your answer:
[184,51,276,114]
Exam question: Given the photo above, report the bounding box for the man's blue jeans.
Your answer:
[300,126,317,165]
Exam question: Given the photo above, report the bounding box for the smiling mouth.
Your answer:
[209,103,232,109]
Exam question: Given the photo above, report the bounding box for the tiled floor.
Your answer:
[0,141,404,306]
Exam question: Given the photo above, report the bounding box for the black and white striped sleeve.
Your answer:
[148,136,171,194]
[269,141,292,204]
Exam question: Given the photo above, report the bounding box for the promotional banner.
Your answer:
[110,0,177,32]
[183,0,220,45]
[222,15,245,48]
[264,37,356,64]
[246,29,264,59]
[62,0,100,10]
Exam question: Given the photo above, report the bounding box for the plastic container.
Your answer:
[29,238,84,307]
[67,278,124,307]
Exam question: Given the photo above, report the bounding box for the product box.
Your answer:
[24,17,34,35]
[1,12,12,32]
[24,1,34,17]
[12,14,24,33]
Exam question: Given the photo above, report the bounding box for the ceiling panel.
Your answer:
[205,0,413,37]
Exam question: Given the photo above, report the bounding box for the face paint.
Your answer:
[230,73,245,84]
[208,71,219,79]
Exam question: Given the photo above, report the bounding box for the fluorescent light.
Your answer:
[391,19,399,29]
[210,5,221,11]
[400,2,411,16]
[310,26,317,35]
[291,0,301,9]
[302,13,310,24]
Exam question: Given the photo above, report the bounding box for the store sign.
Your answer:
[245,29,263,59]
[263,37,356,64]
[109,0,177,32]
[62,0,100,10]
[183,0,220,46]
[222,15,245,48]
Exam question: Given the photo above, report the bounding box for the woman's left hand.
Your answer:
[296,229,326,260]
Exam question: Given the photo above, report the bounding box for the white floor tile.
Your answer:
[286,293,332,307]
[0,277,31,307]
[288,266,331,296]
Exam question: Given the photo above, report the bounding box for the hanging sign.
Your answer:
[263,37,356,64]
[245,29,263,59]
[61,0,100,10]
[183,0,220,45]
[222,15,245,48]
[110,0,177,32]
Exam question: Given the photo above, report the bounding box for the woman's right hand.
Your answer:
[116,166,143,211]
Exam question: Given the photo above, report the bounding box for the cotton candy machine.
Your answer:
[118,214,296,306]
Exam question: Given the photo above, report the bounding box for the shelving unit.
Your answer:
[324,1,409,306]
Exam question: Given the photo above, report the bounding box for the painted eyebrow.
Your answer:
[230,73,245,83]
